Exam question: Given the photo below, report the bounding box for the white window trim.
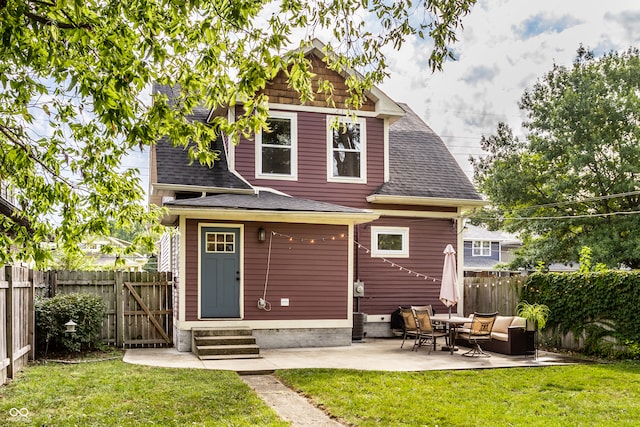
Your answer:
[255,111,298,181]
[371,226,409,258]
[472,241,491,257]
[327,115,367,184]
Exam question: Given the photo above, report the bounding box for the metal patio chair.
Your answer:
[412,306,448,353]
[457,311,498,357]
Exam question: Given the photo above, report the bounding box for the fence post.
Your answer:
[115,271,124,348]
[6,266,14,378]
[28,269,35,361]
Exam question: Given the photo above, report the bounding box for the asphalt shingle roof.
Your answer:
[372,103,482,201]
[166,190,369,213]
[152,84,251,190]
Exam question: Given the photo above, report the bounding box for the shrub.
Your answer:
[35,293,106,355]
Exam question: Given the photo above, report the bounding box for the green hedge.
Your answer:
[35,293,106,355]
[521,271,640,358]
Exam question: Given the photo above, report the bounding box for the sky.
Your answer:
[378,0,640,179]
[125,0,640,190]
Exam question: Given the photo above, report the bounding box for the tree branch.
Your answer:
[23,8,92,30]
[0,123,80,191]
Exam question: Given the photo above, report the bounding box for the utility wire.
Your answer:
[500,209,640,221]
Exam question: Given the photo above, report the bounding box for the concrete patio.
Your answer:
[123,337,583,374]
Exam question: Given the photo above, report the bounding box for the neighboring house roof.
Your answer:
[464,224,521,245]
[1,180,30,230]
[464,256,506,270]
[82,236,148,271]
[367,103,484,207]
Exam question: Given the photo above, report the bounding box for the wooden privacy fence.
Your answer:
[50,270,173,348]
[463,276,525,316]
[0,266,47,386]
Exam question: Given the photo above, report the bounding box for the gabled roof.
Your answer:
[152,85,252,192]
[367,103,484,207]
[298,39,405,120]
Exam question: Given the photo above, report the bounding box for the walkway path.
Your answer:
[242,375,344,426]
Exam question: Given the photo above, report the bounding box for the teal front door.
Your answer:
[200,227,240,318]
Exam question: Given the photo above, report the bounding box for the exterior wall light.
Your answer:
[258,227,266,243]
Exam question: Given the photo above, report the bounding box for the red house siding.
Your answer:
[354,216,457,316]
[184,220,350,322]
[184,219,199,321]
[244,222,349,320]
[234,109,385,209]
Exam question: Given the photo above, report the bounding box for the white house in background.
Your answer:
[463,224,522,276]
[463,224,580,276]
[80,236,149,271]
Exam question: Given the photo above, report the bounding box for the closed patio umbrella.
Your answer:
[439,244,459,318]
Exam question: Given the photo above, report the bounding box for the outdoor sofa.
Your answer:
[455,315,534,356]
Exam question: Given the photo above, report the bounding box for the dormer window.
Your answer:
[327,116,367,183]
[255,111,298,180]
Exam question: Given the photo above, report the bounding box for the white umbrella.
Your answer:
[439,244,459,318]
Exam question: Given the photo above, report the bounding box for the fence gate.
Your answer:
[51,271,173,348]
[123,281,173,347]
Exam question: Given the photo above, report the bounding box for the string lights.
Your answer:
[267,230,442,282]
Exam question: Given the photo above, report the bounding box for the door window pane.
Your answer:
[206,232,235,253]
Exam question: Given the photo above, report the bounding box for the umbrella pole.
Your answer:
[441,305,458,352]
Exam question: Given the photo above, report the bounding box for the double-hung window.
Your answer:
[371,227,409,258]
[256,111,297,180]
[327,116,366,183]
[472,241,491,256]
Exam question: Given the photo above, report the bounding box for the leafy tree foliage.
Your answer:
[472,47,640,269]
[0,0,475,266]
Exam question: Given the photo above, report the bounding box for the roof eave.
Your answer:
[366,194,486,209]
[162,206,380,226]
[151,183,255,196]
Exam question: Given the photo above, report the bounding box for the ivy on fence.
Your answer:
[521,271,640,357]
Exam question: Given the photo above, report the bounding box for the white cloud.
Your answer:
[379,0,640,179]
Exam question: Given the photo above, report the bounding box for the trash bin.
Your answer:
[352,312,366,341]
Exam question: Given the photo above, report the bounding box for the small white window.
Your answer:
[371,227,409,258]
[327,116,366,183]
[205,232,235,253]
[472,241,491,257]
[256,111,298,180]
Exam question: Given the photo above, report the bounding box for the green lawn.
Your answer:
[2,358,639,426]
[0,360,288,426]
[277,362,640,427]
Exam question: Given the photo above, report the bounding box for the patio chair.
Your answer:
[412,307,449,353]
[457,311,498,357]
[399,307,421,350]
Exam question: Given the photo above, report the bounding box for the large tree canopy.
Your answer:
[472,47,640,269]
[0,0,475,266]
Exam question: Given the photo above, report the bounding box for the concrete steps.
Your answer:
[192,328,260,360]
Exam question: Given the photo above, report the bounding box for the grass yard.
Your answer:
[0,360,288,426]
[277,361,640,427]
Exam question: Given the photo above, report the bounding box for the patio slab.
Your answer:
[123,338,581,374]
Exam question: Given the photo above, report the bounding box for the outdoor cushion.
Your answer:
[491,331,509,342]
[510,317,526,328]
[492,316,514,334]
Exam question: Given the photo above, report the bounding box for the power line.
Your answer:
[502,209,640,221]
[509,190,640,213]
